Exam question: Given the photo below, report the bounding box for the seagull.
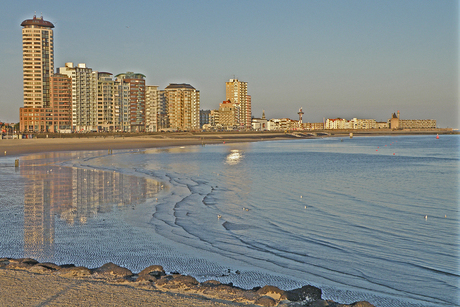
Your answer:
[217,215,222,219]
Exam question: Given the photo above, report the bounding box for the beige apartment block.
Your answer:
[21,15,54,109]
[226,79,250,129]
[97,72,118,132]
[218,100,238,129]
[164,84,200,131]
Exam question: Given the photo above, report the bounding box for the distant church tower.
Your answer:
[262,110,266,120]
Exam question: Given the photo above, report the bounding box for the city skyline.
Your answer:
[0,0,458,128]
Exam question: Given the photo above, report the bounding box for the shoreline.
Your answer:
[0,257,375,307]
[0,133,296,157]
[0,129,456,157]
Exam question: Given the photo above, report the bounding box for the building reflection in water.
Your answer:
[20,152,162,260]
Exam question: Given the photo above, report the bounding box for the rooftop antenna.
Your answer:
[34,11,36,18]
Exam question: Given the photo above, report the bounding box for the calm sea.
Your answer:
[0,135,458,306]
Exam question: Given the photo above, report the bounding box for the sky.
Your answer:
[0,0,458,128]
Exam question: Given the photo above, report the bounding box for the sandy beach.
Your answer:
[0,258,374,307]
[0,268,242,307]
[0,129,454,157]
[0,132,297,156]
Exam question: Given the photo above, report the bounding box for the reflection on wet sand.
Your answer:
[20,152,162,260]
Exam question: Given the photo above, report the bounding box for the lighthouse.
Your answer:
[298,107,304,124]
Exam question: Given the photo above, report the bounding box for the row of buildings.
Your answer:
[18,15,252,133]
[216,109,436,131]
[17,15,436,134]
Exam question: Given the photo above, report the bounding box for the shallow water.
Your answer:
[0,135,458,306]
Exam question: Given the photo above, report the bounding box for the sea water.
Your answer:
[0,135,458,307]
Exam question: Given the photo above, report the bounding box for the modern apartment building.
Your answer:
[21,15,54,109]
[225,79,250,129]
[146,85,159,132]
[58,63,98,132]
[19,15,60,133]
[19,74,72,133]
[245,95,252,129]
[49,74,72,132]
[97,72,117,131]
[164,83,200,131]
[218,100,238,129]
[115,72,146,132]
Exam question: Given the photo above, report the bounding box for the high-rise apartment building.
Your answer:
[58,63,98,132]
[21,15,54,108]
[146,85,159,132]
[225,78,251,129]
[164,84,200,131]
[19,15,74,133]
[49,74,72,132]
[246,94,252,129]
[115,72,146,132]
[97,72,117,131]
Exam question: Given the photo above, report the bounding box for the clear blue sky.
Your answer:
[0,0,458,128]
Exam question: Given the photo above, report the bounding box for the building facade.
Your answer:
[164,83,200,131]
[115,72,146,132]
[145,85,159,132]
[200,110,211,128]
[21,15,54,109]
[225,79,251,129]
[19,15,57,132]
[388,111,436,129]
[218,100,238,129]
[97,72,117,131]
[19,73,72,133]
[58,63,98,132]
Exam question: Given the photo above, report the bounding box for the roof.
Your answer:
[165,83,196,90]
[21,16,54,28]
[115,72,146,79]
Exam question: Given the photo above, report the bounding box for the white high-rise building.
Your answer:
[58,63,98,132]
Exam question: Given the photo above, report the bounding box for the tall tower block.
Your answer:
[21,15,54,108]
[226,78,249,129]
